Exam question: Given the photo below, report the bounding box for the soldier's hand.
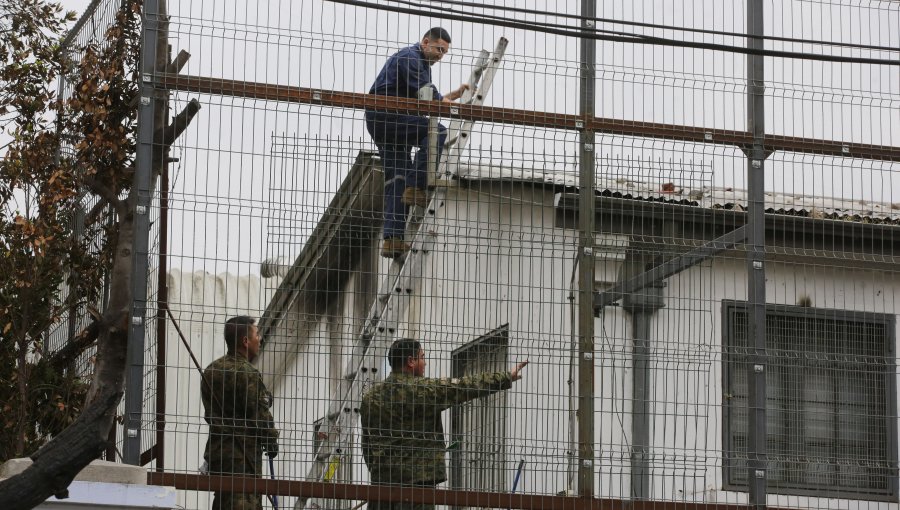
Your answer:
[511,360,529,381]
[265,443,278,458]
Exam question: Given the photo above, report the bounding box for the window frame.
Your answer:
[721,300,898,501]
[449,324,510,497]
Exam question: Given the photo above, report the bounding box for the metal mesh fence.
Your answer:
[47,0,125,370]
[51,0,163,463]
[54,0,900,509]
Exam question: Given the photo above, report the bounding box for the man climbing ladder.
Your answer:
[365,27,470,258]
[298,36,508,510]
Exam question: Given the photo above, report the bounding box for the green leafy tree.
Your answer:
[0,0,97,462]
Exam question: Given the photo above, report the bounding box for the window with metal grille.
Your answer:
[450,324,510,500]
[723,300,898,500]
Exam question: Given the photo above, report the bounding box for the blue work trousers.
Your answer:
[365,111,447,240]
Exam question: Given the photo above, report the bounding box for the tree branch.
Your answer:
[160,98,200,146]
[0,386,122,506]
[84,198,109,226]
[164,50,190,74]
[83,179,126,218]
[48,320,103,371]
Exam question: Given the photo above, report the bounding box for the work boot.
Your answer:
[401,187,427,208]
[381,238,410,258]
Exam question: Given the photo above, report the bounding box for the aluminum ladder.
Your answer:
[299,37,508,510]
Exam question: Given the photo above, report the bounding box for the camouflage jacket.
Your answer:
[359,371,512,485]
[202,353,278,473]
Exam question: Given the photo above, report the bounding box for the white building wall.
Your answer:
[261,182,900,510]
[161,269,281,510]
[262,262,379,510]
[417,184,583,496]
[594,304,632,499]
[636,256,900,510]
[264,184,629,501]
[413,184,900,510]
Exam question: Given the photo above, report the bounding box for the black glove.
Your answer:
[265,443,278,458]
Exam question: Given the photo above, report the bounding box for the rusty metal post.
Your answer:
[577,0,598,498]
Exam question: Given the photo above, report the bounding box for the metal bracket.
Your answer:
[739,145,774,159]
[595,226,748,310]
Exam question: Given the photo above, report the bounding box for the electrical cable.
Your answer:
[387,0,677,43]
[385,0,900,63]
[408,0,900,54]
[325,0,900,66]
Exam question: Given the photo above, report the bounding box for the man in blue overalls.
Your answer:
[366,27,469,258]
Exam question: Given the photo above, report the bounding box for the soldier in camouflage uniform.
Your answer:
[360,338,528,510]
[202,316,279,510]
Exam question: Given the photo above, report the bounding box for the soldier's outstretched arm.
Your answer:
[422,361,528,409]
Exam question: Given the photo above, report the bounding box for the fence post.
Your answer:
[123,0,162,465]
[746,0,768,507]
[577,0,597,498]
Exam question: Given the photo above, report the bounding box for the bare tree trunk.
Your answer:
[0,207,135,509]
[15,328,29,457]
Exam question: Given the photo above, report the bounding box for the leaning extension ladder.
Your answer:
[299,38,508,510]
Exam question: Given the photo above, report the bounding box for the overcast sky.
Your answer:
[7,1,900,275]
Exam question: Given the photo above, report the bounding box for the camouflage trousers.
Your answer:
[207,436,265,510]
[212,492,263,510]
[368,483,436,510]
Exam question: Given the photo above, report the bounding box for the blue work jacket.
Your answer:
[368,43,443,101]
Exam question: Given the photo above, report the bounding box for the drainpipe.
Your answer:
[622,280,665,500]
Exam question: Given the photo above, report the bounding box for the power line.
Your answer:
[388,0,900,62]
[385,0,671,44]
[325,0,900,66]
[413,0,900,54]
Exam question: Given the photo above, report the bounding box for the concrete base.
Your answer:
[0,458,175,509]
[0,458,147,484]
[39,481,176,509]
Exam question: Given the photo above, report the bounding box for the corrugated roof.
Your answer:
[459,162,900,225]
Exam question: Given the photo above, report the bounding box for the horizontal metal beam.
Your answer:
[554,193,900,244]
[147,472,791,510]
[159,74,900,161]
[595,225,748,309]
